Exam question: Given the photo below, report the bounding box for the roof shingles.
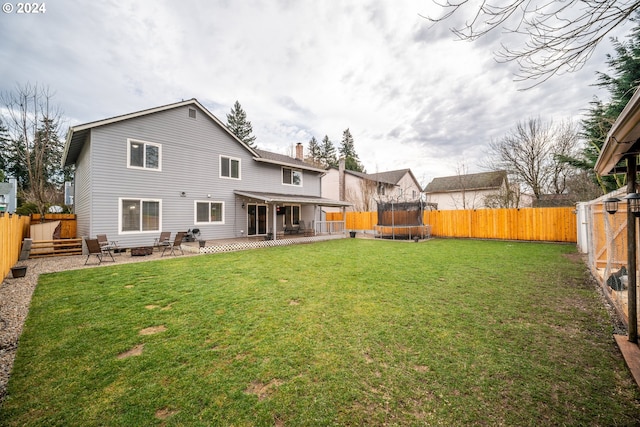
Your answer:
[424,171,507,193]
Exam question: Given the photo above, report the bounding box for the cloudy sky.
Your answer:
[0,0,633,186]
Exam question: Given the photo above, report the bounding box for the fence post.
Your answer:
[627,156,638,344]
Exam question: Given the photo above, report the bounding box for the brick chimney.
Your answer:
[295,142,304,160]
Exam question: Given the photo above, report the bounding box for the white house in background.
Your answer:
[424,170,510,210]
[0,178,17,213]
[322,160,423,212]
[61,99,350,247]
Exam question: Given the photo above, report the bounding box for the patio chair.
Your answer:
[154,231,171,251]
[96,234,120,253]
[298,220,313,236]
[284,222,299,234]
[162,231,186,256]
[85,238,115,265]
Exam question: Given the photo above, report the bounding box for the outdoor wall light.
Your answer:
[604,197,620,215]
[625,193,640,217]
[241,201,245,209]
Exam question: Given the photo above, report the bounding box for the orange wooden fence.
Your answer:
[327,207,577,243]
[0,213,31,280]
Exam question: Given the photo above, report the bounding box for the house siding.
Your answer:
[80,104,324,247]
[322,168,422,212]
[74,134,92,240]
[427,188,499,210]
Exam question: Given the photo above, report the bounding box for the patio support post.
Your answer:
[272,203,277,241]
[627,155,638,343]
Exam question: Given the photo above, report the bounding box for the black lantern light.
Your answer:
[625,193,640,217]
[604,197,620,215]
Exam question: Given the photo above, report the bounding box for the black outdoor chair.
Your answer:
[85,238,115,265]
[162,231,186,256]
[154,231,171,251]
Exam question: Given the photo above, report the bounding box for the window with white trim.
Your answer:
[128,139,161,170]
[220,156,240,179]
[282,167,302,186]
[195,201,224,224]
[120,198,161,233]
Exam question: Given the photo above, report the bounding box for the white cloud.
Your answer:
[0,0,629,184]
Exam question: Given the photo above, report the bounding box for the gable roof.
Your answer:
[62,98,327,174]
[365,169,418,186]
[330,167,420,187]
[253,149,326,173]
[424,171,507,193]
[62,98,259,167]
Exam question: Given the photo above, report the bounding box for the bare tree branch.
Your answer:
[422,0,640,87]
[0,83,64,214]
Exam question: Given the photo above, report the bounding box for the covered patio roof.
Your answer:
[234,190,352,207]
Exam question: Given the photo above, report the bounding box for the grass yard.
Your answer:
[0,239,639,426]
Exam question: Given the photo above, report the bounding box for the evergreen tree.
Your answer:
[0,119,11,181]
[560,18,640,194]
[0,84,66,213]
[226,100,257,148]
[320,135,338,168]
[306,136,323,167]
[338,128,364,172]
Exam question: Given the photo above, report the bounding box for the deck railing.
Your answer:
[315,220,346,235]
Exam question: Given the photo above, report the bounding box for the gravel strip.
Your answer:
[0,249,199,404]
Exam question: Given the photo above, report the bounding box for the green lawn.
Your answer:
[1,239,639,426]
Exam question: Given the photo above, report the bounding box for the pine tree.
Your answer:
[0,84,66,214]
[320,135,338,168]
[572,21,640,193]
[339,128,364,172]
[0,119,11,182]
[226,100,257,148]
[306,136,323,167]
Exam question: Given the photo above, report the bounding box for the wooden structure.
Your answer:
[327,206,577,243]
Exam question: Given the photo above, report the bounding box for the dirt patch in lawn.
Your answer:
[139,325,167,335]
[245,379,283,400]
[117,344,144,359]
[155,407,179,420]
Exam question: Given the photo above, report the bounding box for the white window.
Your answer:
[286,205,300,225]
[128,139,161,170]
[120,198,161,233]
[220,156,241,179]
[195,201,225,224]
[282,167,302,186]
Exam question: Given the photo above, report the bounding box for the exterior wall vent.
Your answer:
[188,108,196,119]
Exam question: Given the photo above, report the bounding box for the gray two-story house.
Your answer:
[62,99,350,247]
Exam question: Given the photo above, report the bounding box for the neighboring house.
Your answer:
[424,171,510,210]
[322,162,423,212]
[0,178,17,213]
[532,194,575,207]
[62,99,351,247]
